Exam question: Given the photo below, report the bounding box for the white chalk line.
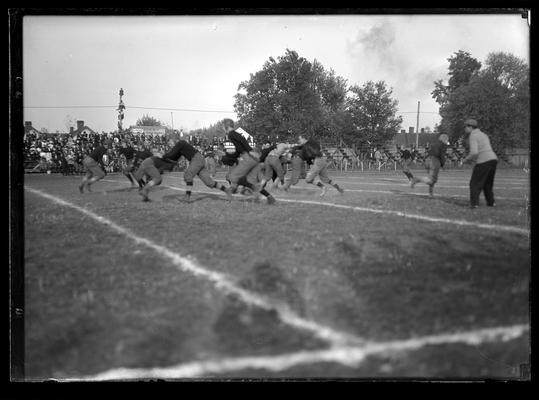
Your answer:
[208,170,530,184]
[24,186,365,348]
[72,324,529,380]
[327,179,528,190]
[104,178,529,237]
[283,185,524,201]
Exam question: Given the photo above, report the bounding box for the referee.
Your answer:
[462,118,498,209]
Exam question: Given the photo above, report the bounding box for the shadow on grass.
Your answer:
[391,190,470,207]
[104,186,141,193]
[162,193,237,204]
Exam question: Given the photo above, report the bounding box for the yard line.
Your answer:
[283,186,525,201]
[73,323,528,380]
[327,179,528,190]
[25,186,365,348]
[149,182,529,236]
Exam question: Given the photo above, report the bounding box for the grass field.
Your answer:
[22,166,531,380]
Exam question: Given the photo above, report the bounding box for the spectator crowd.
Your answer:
[23,129,470,175]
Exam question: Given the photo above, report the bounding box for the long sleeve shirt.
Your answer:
[299,140,323,163]
[228,130,253,154]
[427,141,448,167]
[465,129,498,164]
[260,145,277,163]
[161,140,198,162]
[134,150,153,162]
[118,147,136,161]
[89,146,107,163]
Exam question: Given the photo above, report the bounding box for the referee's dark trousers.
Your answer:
[470,159,497,207]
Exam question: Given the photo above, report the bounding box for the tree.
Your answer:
[432,50,482,116]
[188,118,230,139]
[136,114,162,126]
[234,49,351,142]
[432,50,529,153]
[347,81,403,147]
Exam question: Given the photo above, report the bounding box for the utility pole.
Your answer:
[415,101,420,147]
[117,88,125,132]
[171,112,174,130]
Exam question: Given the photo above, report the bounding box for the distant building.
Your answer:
[70,120,96,136]
[24,121,42,137]
[129,125,166,135]
[390,129,438,148]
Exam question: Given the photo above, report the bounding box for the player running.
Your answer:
[118,142,153,187]
[135,139,232,202]
[259,142,291,190]
[283,134,344,197]
[398,145,415,182]
[410,133,450,197]
[78,138,112,193]
[222,119,276,204]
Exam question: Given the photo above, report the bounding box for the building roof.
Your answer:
[391,132,438,147]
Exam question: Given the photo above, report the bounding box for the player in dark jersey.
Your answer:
[134,139,231,202]
[282,134,344,196]
[118,143,153,187]
[410,134,449,197]
[222,119,276,204]
[399,146,414,182]
[78,139,112,193]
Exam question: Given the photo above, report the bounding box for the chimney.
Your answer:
[420,128,425,134]
[77,120,84,131]
[70,127,74,134]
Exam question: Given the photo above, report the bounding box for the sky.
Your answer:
[22,12,530,134]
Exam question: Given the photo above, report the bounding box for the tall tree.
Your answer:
[347,81,403,147]
[234,49,351,142]
[432,51,482,138]
[189,118,231,139]
[432,50,529,154]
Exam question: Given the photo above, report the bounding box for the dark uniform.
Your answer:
[135,140,230,202]
[411,135,449,197]
[225,131,276,204]
[79,143,110,193]
[400,148,414,181]
[119,147,153,186]
[282,139,344,196]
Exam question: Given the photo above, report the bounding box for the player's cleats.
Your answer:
[410,178,416,189]
[337,186,344,195]
[138,188,149,202]
[224,187,233,201]
[86,184,92,192]
[319,186,327,197]
[78,184,84,193]
[267,195,276,205]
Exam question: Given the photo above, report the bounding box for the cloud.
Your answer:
[347,20,448,99]
[347,21,400,75]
